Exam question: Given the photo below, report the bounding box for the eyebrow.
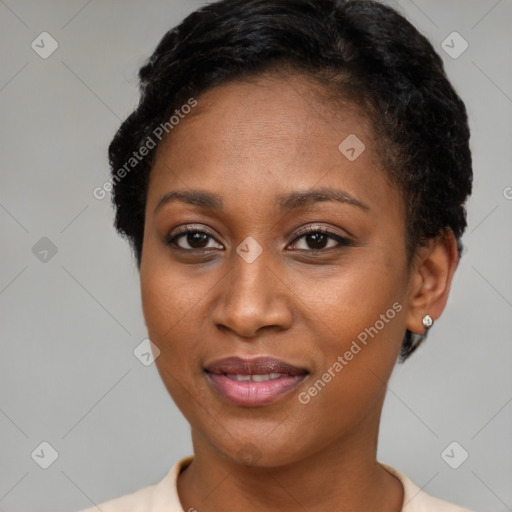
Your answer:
[277,187,370,211]
[154,186,370,214]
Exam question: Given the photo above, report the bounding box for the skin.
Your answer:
[139,72,459,512]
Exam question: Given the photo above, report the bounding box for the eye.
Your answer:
[288,226,351,251]
[165,226,223,251]
[165,225,351,252]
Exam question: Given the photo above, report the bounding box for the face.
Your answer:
[140,73,412,467]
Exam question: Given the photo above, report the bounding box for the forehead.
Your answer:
[156,73,372,164]
[146,73,402,221]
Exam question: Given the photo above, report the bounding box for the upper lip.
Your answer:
[204,356,308,376]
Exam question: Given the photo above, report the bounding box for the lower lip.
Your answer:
[206,372,307,407]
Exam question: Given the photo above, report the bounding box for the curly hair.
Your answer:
[106,0,473,362]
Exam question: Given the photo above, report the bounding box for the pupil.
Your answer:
[307,233,327,249]
[189,232,208,248]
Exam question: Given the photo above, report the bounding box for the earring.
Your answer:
[422,314,433,330]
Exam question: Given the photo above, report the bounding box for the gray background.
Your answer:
[1,1,511,511]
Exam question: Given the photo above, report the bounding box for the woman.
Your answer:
[81,0,474,510]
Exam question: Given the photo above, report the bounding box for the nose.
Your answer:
[211,245,293,338]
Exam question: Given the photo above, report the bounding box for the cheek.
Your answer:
[293,307,404,449]
[140,237,201,337]
[140,260,206,412]
[294,255,406,398]
[290,250,405,334]
[139,247,196,378]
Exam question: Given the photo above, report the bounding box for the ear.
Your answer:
[405,229,460,335]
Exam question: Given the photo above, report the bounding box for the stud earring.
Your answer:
[422,314,433,330]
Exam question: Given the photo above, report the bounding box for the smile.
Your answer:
[226,373,287,381]
[205,372,308,407]
[204,356,309,407]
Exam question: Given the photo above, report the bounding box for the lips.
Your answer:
[205,356,307,376]
[204,356,308,407]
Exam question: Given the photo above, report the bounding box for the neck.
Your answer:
[177,407,403,512]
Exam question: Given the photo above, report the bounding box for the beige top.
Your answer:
[79,456,474,512]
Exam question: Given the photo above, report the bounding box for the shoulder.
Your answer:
[78,483,156,512]
[76,455,193,512]
[379,462,476,512]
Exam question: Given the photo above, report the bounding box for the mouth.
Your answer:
[204,356,309,407]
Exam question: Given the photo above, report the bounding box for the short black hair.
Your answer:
[107,0,472,362]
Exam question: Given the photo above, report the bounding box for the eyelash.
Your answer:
[165,225,352,252]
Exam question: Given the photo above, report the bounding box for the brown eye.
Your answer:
[166,228,223,251]
[289,227,351,251]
